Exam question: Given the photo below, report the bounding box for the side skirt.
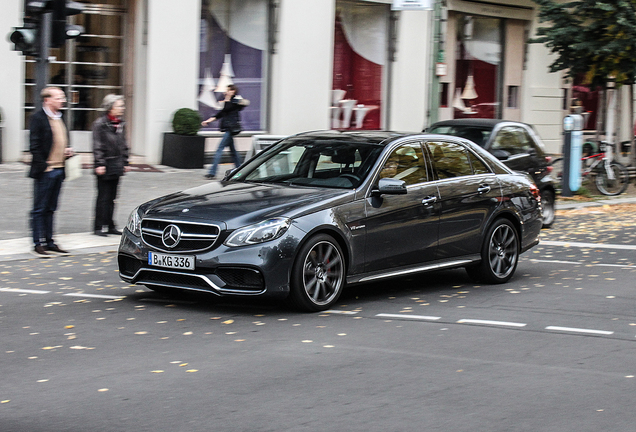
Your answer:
[347,255,480,285]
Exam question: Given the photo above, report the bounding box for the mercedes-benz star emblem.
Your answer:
[162,224,182,248]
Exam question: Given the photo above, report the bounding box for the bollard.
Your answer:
[562,114,583,197]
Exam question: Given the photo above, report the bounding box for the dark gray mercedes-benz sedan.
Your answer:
[118,130,542,311]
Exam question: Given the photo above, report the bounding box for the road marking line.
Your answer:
[457,319,527,328]
[0,288,50,294]
[541,240,636,251]
[530,259,636,269]
[325,310,359,315]
[63,293,125,300]
[376,313,441,321]
[545,326,614,335]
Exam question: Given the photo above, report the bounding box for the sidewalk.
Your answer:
[0,159,231,261]
[1,159,635,260]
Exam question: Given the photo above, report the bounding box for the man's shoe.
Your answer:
[30,245,52,258]
[46,244,70,255]
[94,230,107,237]
[204,174,215,179]
[107,228,122,235]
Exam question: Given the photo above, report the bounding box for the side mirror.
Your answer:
[373,178,407,195]
[222,168,237,181]
[491,149,511,160]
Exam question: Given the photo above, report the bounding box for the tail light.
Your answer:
[530,183,541,201]
[545,156,553,174]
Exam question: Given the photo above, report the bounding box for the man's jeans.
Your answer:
[207,131,242,177]
[31,168,64,247]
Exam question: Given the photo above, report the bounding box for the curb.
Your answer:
[0,232,121,262]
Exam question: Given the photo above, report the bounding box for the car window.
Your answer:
[379,143,429,186]
[467,151,491,174]
[427,141,473,179]
[428,125,490,147]
[491,126,532,155]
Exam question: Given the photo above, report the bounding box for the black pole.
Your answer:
[34,12,51,111]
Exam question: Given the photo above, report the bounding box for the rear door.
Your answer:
[426,140,502,259]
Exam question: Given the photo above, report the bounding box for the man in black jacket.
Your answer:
[29,87,74,257]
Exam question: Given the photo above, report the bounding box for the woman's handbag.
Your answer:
[65,154,82,181]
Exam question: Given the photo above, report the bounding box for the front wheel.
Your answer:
[288,234,345,312]
[595,162,629,196]
[466,219,519,284]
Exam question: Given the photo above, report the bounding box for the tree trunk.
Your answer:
[631,85,635,167]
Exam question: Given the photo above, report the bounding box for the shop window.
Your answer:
[453,15,502,119]
[331,1,388,130]
[440,83,449,108]
[507,86,519,109]
[199,0,268,132]
[23,0,126,132]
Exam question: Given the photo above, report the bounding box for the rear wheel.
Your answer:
[288,234,345,312]
[466,219,519,284]
[595,162,629,196]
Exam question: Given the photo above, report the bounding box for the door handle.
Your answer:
[421,196,437,206]
[477,185,491,194]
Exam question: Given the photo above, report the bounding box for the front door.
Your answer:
[364,142,440,273]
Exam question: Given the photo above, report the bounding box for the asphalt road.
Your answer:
[1,205,635,432]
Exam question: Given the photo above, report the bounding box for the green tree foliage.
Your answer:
[532,0,636,88]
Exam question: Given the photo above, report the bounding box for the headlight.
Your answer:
[126,206,142,237]
[224,218,291,247]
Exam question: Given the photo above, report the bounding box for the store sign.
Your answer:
[392,0,434,11]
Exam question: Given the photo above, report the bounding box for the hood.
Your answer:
[142,181,353,229]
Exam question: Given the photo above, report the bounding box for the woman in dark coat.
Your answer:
[92,94,129,236]
[201,84,249,179]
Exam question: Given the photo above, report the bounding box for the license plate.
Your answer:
[148,252,195,270]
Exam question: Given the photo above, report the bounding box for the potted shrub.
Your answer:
[161,108,205,168]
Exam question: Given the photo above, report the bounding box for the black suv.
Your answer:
[427,119,556,227]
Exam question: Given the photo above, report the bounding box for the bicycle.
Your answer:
[549,141,630,196]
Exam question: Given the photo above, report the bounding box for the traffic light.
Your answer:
[8,1,48,55]
[51,0,85,48]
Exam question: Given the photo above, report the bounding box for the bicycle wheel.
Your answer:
[595,162,629,196]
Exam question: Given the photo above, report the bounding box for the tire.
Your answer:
[540,189,556,228]
[465,219,519,284]
[288,234,345,312]
[595,162,629,196]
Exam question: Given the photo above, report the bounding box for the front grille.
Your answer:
[141,218,220,252]
[216,267,264,291]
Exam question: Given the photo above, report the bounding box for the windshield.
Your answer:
[229,136,384,189]
[428,125,492,148]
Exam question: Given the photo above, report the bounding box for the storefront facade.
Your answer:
[3,0,626,163]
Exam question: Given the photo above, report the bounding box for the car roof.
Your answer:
[429,119,531,129]
[290,130,412,146]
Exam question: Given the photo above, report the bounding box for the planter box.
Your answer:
[161,133,205,169]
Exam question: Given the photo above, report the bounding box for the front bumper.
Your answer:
[117,226,302,300]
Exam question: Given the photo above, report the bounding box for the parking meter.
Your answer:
[562,114,583,197]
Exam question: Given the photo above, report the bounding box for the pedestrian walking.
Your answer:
[92,94,129,236]
[28,86,74,258]
[201,84,249,179]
